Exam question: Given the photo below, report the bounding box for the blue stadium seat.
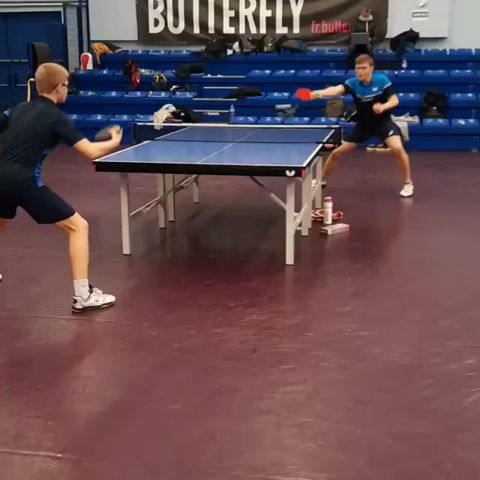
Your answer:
[125,91,148,97]
[450,69,476,78]
[325,48,347,57]
[173,91,197,98]
[398,70,421,78]
[272,69,296,77]
[148,91,172,98]
[311,117,339,125]
[451,118,480,129]
[86,114,110,120]
[258,116,283,124]
[231,116,257,124]
[424,49,447,59]
[247,70,272,77]
[68,114,86,120]
[296,70,321,77]
[148,50,170,55]
[101,91,125,97]
[135,114,153,123]
[424,69,448,77]
[284,117,311,125]
[265,92,291,100]
[77,90,97,96]
[422,118,450,129]
[397,92,422,105]
[449,48,474,59]
[322,69,346,77]
[449,93,478,107]
[306,48,326,56]
[111,114,134,121]
[378,70,396,77]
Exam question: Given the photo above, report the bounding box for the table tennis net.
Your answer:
[132,123,342,145]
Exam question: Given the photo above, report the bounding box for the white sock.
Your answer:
[74,279,90,299]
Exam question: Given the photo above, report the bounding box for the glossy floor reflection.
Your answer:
[1,147,479,480]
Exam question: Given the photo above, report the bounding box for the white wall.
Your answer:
[387,0,451,39]
[417,0,480,48]
[88,0,138,41]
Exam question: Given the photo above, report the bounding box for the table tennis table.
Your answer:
[94,124,341,265]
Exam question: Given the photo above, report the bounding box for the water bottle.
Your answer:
[323,197,333,225]
[229,104,235,123]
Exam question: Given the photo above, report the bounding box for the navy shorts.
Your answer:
[0,183,75,224]
[344,120,402,144]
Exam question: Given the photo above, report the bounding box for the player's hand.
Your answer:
[311,90,324,100]
[373,103,385,114]
[109,125,123,145]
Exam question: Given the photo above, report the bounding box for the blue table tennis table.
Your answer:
[94,124,341,265]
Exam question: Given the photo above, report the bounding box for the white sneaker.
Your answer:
[400,183,414,198]
[72,285,116,313]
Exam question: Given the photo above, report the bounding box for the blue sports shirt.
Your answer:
[343,73,396,123]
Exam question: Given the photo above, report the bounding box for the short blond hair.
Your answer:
[355,54,374,67]
[35,63,69,94]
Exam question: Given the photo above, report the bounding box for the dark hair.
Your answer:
[355,54,374,66]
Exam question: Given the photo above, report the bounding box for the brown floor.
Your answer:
[1,147,479,480]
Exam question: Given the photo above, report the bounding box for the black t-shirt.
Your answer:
[343,73,396,124]
[0,96,85,186]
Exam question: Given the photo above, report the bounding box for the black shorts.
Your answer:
[0,183,75,224]
[344,120,402,144]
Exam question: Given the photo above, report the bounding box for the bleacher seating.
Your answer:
[66,47,480,151]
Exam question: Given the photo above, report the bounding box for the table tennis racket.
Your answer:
[296,88,314,101]
[95,125,121,141]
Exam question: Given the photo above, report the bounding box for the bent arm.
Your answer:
[73,138,120,160]
[381,93,400,111]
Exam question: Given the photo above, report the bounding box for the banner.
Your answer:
[137,0,388,45]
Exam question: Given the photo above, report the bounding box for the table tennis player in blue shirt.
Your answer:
[298,53,414,198]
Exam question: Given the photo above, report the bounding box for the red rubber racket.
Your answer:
[296,88,313,101]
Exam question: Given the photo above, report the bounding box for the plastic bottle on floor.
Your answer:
[324,197,333,225]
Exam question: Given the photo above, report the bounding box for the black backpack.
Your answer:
[237,35,258,56]
[259,34,277,53]
[171,105,199,123]
[123,59,137,76]
[421,91,447,119]
[152,73,168,91]
[203,36,228,59]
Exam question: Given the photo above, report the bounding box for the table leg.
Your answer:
[285,178,296,266]
[193,176,200,204]
[120,173,132,255]
[301,168,313,236]
[157,174,166,229]
[314,157,323,209]
[165,174,176,222]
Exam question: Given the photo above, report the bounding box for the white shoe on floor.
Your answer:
[400,183,414,198]
[72,285,116,313]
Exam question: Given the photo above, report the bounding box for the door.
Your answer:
[0,11,68,107]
